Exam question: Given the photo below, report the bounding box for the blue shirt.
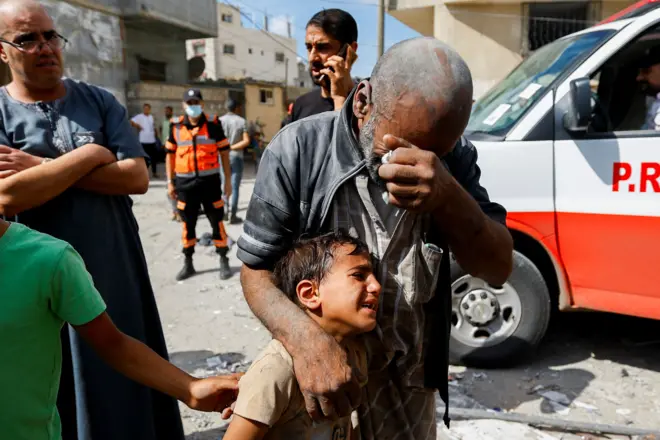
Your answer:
[0,78,179,439]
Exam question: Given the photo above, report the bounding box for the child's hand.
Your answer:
[186,373,243,412]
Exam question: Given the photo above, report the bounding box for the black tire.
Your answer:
[449,250,552,368]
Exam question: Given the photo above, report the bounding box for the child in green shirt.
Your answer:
[0,219,240,440]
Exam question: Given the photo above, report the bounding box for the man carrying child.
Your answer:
[237,37,513,438]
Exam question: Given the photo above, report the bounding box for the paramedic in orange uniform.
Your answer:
[166,88,233,281]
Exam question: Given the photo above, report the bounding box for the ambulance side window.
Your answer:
[588,24,660,134]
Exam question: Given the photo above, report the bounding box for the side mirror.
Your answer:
[563,77,593,134]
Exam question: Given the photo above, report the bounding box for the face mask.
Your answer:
[185,105,202,118]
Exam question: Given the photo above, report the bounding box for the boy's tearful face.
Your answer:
[317,244,382,337]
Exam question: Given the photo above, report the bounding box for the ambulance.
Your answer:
[451,5,660,366]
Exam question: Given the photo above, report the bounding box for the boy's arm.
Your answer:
[223,415,268,440]
[50,245,240,413]
[74,313,240,412]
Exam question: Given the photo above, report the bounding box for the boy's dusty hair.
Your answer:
[273,230,370,304]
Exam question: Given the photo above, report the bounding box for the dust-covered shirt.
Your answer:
[233,339,367,440]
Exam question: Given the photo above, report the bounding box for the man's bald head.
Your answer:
[0,0,64,93]
[369,37,472,124]
[353,37,473,186]
[0,0,47,37]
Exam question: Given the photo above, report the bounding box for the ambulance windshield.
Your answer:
[467,29,616,137]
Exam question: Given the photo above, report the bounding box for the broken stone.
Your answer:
[573,400,598,412]
[199,233,213,247]
[539,390,571,406]
[546,399,571,415]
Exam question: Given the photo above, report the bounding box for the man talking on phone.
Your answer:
[289,9,358,123]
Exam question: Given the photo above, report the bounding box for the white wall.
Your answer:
[186,4,298,86]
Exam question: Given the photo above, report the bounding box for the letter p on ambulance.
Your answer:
[612,162,632,192]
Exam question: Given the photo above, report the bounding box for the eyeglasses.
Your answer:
[0,33,68,54]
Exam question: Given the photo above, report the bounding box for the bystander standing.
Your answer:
[219,98,250,224]
[131,103,160,178]
[0,1,188,438]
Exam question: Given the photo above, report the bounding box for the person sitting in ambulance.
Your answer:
[636,46,660,130]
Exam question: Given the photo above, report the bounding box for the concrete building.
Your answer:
[0,0,218,109]
[295,59,314,89]
[186,3,299,86]
[388,0,635,99]
[244,80,286,141]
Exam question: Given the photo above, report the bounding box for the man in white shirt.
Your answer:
[131,103,160,177]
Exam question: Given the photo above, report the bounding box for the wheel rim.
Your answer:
[451,274,523,348]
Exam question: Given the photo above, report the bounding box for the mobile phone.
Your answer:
[320,43,349,85]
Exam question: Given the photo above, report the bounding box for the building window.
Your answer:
[300,81,304,87]
[261,50,264,56]
[138,57,166,82]
[248,48,253,54]
[260,89,273,105]
[223,44,235,55]
[275,52,285,63]
[524,2,592,53]
[222,13,233,23]
[193,43,205,57]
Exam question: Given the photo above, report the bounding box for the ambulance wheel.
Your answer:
[448,250,551,368]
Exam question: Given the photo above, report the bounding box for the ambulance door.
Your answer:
[553,17,660,319]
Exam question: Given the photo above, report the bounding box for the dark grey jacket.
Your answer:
[237,90,506,425]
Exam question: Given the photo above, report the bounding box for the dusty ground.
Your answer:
[134,161,660,439]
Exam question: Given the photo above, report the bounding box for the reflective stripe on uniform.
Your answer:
[213,199,225,209]
[176,168,219,178]
[214,222,228,248]
[182,222,197,248]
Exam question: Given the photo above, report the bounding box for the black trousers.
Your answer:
[175,174,228,256]
[142,143,159,174]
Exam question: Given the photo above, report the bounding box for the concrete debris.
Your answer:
[539,390,571,406]
[528,384,560,395]
[198,232,213,247]
[441,419,560,440]
[546,400,571,415]
[573,400,599,412]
